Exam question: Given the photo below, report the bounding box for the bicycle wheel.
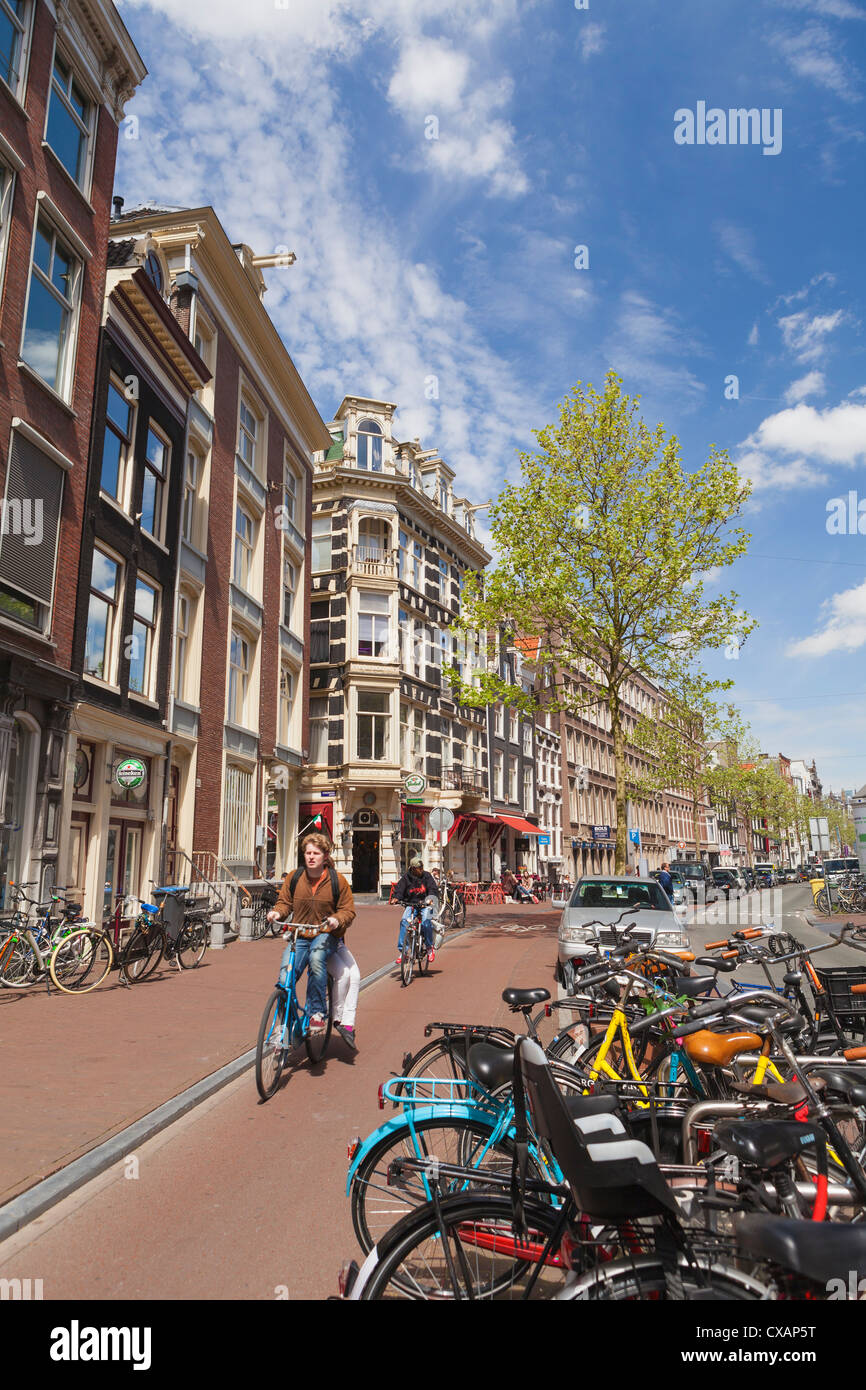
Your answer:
[401,935,414,987]
[256,989,288,1100]
[49,929,113,994]
[815,890,830,915]
[451,890,467,929]
[577,1021,652,1084]
[417,939,429,975]
[561,1254,768,1301]
[176,918,208,969]
[121,925,165,983]
[0,935,40,988]
[357,1193,571,1301]
[304,976,333,1065]
[350,1115,556,1257]
[547,1018,592,1068]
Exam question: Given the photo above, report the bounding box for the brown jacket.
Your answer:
[273,868,356,938]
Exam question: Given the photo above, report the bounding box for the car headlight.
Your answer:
[656,930,688,947]
[560,925,592,943]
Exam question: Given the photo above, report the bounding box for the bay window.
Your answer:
[358,590,389,657]
[357,691,389,761]
[312,515,331,572]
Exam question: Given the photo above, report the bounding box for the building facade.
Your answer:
[63,232,208,922]
[105,204,329,890]
[302,398,491,893]
[0,0,144,906]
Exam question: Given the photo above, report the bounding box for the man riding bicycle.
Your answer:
[266,833,355,1038]
[393,855,438,966]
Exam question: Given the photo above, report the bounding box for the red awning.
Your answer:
[495,814,544,836]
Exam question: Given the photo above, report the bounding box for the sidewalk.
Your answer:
[0,901,558,1207]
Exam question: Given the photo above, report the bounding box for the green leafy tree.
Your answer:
[451,373,755,872]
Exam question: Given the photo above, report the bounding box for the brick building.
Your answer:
[0,0,144,905]
[62,229,209,922]
[107,204,329,888]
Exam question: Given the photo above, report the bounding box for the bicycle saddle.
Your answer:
[467,1042,515,1092]
[683,1031,763,1066]
[735,1214,866,1285]
[677,975,715,998]
[501,987,550,1009]
[731,1078,824,1106]
[733,1005,802,1035]
[807,1067,866,1107]
[695,955,737,973]
[714,1119,823,1171]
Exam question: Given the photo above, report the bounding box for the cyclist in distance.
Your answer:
[393,854,438,966]
[266,833,355,1038]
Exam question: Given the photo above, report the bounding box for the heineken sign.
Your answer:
[115,757,147,790]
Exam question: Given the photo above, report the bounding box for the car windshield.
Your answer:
[569,880,670,912]
[823,859,846,875]
[672,864,702,878]
[713,871,732,880]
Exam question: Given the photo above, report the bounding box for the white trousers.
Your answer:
[328,941,360,1027]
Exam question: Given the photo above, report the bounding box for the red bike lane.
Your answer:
[0,904,560,1299]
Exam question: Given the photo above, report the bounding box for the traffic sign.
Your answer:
[429,807,455,832]
[404,773,426,796]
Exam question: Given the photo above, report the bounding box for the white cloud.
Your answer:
[788,579,866,657]
[116,7,540,500]
[747,321,759,346]
[784,371,826,403]
[778,308,846,361]
[735,449,829,492]
[771,23,862,101]
[774,0,865,19]
[716,222,766,281]
[576,22,606,60]
[749,400,866,464]
[602,292,706,408]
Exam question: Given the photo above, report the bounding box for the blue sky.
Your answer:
[115,0,866,790]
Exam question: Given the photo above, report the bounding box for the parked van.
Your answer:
[668,860,719,904]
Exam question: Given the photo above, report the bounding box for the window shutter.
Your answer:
[0,433,65,606]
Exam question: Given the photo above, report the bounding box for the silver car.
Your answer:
[557,875,690,978]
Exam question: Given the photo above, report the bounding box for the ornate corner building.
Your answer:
[303,398,492,894]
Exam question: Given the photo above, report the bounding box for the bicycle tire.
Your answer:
[401,935,414,987]
[0,935,40,988]
[121,925,165,984]
[350,1116,556,1260]
[451,890,467,929]
[256,989,288,1100]
[417,940,429,975]
[49,929,113,994]
[815,890,830,915]
[176,919,207,969]
[560,1254,769,1301]
[304,977,333,1065]
[357,1192,570,1301]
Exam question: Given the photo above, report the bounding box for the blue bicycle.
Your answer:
[255,924,333,1099]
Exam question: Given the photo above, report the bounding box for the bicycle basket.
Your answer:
[815,964,866,1032]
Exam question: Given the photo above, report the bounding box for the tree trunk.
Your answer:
[691,792,701,864]
[611,696,628,874]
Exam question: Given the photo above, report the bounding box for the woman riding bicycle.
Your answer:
[393,856,438,965]
[267,834,356,1041]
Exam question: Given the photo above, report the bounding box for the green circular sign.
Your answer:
[116,757,147,790]
[404,773,426,796]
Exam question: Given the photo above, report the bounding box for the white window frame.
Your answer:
[357,589,389,659]
[236,392,264,478]
[44,44,97,195]
[356,689,390,762]
[128,573,160,699]
[311,514,331,573]
[228,628,251,726]
[282,556,297,629]
[141,420,170,543]
[279,664,295,747]
[222,763,253,861]
[0,159,15,305]
[0,0,34,106]
[174,588,191,702]
[282,456,300,525]
[309,694,329,765]
[182,447,200,546]
[233,502,255,591]
[83,543,123,685]
[100,374,136,511]
[20,212,83,403]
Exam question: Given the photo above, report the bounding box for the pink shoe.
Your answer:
[428,949,435,963]
[395,954,402,965]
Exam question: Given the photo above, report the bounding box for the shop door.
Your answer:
[104,821,143,918]
[352,830,379,893]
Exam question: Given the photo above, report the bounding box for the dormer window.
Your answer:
[357,419,383,471]
[143,250,163,293]
[438,479,448,511]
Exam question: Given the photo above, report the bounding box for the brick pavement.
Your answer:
[0,901,558,1207]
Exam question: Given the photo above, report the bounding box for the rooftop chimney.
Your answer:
[112,195,124,219]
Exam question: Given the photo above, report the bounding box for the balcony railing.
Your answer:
[442,765,486,796]
[351,545,397,578]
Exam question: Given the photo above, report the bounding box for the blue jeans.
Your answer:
[279,932,338,1020]
[398,904,434,952]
